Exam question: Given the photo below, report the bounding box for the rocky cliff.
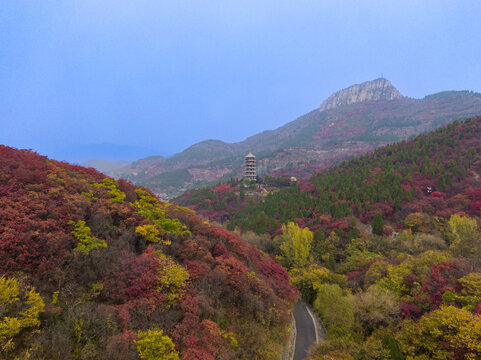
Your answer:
[320,78,404,111]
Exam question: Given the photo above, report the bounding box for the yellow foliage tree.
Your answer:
[156,252,190,304]
[136,224,171,245]
[135,329,179,360]
[453,272,481,309]
[398,306,481,360]
[364,260,389,288]
[403,212,425,232]
[69,220,107,254]
[93,178,126,203]
[378,251,450,297]
[448,214,481,267]
[279,222,313,268]
[134,189,191,237]
[0,277,44,356]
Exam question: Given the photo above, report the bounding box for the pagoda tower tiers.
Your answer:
[244,153,257,181]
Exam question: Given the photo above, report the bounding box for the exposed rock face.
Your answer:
[320,78,404,111]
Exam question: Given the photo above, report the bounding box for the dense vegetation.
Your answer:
[0,145,297,359]
[178,117,481,234]
[178,116,481,360]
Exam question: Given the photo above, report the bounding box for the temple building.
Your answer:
[244,152,257,181]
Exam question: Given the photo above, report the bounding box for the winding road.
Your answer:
[293,301,318,360]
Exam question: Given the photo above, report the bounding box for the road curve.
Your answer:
[293,301,317,360]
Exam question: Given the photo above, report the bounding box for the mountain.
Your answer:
[0,145,296,359]
[82,158,131,173]
[177,116,481,234]
[175,116,481,359]
[111,79,481,198]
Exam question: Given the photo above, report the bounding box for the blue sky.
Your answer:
[1,1,481,162]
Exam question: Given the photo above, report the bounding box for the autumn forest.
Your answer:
[3,2,481,360]
[0,145,296,359]
[177,116,481,359]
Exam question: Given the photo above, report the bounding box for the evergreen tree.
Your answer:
[372,213,384,235]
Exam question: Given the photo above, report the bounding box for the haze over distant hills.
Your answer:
[105,78,481,198]
[58,143,156,163]
[81,159,131,173]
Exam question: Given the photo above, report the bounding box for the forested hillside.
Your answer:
[111,80,481,198]
[178,116,481,234]
[0,146,296,359]
[177,116,481,359]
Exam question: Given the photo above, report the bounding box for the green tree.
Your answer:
[314,283,355,338]
[289,264,347,304]
[135,329,179,360]
[278,222,313,268]
[372,213,384,235]
[312,230,326,262]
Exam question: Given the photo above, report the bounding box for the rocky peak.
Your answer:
[320,78,403,111]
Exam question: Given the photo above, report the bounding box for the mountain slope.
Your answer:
[112,79,481,198]
[177,116,481,234]
[0,145,296,359]
[177,116,481,360]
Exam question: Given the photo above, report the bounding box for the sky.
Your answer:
[1,1,481,162]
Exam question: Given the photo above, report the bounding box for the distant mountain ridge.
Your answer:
[110,79,481,198]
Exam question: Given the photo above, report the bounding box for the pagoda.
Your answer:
[244,153,257,181]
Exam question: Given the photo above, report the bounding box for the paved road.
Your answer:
[293,301,317,360]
